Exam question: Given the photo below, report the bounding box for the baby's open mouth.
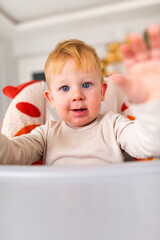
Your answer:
[72,108,87,112]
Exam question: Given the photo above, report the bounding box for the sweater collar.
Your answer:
[62,114,103,132]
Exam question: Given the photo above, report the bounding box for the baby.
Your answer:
[0,24,160,165]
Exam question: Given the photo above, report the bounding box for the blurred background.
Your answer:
[0,0,160,124]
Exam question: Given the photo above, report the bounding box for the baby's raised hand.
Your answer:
[110,24,160,103]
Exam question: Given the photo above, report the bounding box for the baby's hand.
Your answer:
[110,24,160,103]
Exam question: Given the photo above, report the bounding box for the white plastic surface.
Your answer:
[0,161,160,240]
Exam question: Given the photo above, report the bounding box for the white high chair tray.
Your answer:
[0,161,160,240]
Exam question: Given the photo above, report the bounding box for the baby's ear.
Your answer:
[44,91,55,108]
[101,82,107,101]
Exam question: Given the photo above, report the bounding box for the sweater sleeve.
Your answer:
[0,124,48,165]
[115,100,160,159]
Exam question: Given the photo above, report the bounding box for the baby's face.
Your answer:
[45,58,107,128]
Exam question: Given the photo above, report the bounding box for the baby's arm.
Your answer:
[0,125,46,165]
[110,24,160,159]
[115,101,160,159]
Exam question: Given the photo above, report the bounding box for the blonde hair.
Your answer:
[45,39,104,89]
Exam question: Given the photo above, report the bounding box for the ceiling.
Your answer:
[1,0,160,25]
[0,0,118,23]
[0,0,160,40]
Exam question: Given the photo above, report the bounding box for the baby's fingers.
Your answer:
[120,34,149,71]
[120,44,135,69]
[147,24,160,58]
[129,34,149,61]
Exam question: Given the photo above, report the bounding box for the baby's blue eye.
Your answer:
[83,83,90,88]
[61,86,69,92]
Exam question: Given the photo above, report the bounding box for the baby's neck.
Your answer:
[66,117,97,129]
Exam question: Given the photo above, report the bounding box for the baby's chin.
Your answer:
[66,118,97,129]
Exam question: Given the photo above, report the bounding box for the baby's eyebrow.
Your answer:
[54,79,68,87]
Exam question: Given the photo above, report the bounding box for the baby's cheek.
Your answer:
[91,98,101,113]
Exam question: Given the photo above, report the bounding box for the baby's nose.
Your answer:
[72,89,84,101]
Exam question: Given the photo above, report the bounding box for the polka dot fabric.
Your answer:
[1,81,46,138]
